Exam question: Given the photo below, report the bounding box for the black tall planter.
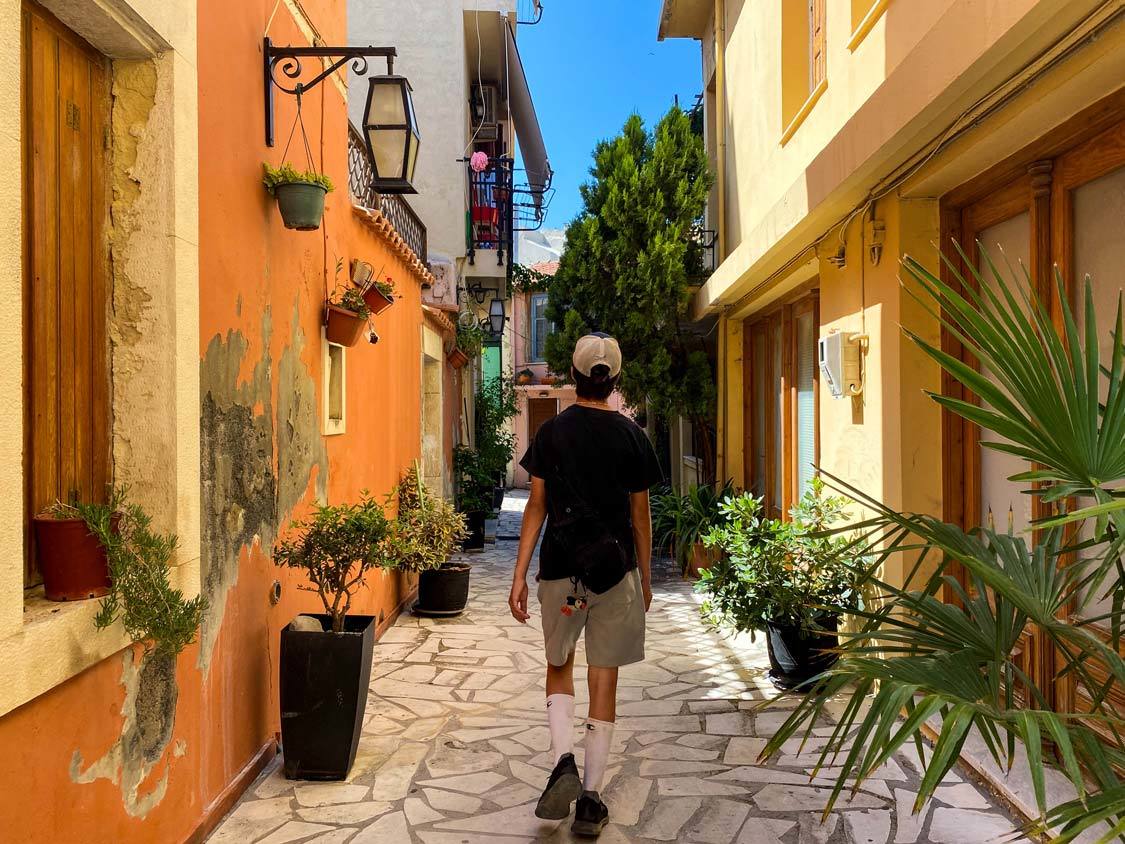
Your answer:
[765,616,839,690]
[492,486,505,511]
[279,613,374,780]
[463,511,486,552]
[414,562,472,617]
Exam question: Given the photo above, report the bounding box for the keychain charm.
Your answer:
[561,595,588,616]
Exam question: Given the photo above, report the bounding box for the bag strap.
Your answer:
[550,412,603,524]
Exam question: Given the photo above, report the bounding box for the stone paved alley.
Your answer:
[209,494,1024,844]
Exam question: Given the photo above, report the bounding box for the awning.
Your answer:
[504,21,551,205]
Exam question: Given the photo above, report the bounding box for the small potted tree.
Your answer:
[263,162,334,231]
[651,481,737,579]
[697,480,860,689]
[273,495,391,779]
[363,277,396,316]
[325,286,371,347]
[453,445,493,552]
[382,464,471,616]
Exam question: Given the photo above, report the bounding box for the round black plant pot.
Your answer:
[414,562,472,617]
[462,510,486,552]
[279,613,374,780]
[274,181,328,231]
[765,615,839,690]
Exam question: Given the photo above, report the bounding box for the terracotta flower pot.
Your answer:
[274,181,328,231]
[325,305,367,347]
[515,372,535,385]
[447,347,469,369]
[685,543,719,580]
[363,286,394,316]
[33,515,115,601]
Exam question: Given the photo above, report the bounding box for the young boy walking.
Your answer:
[508,334,661,837]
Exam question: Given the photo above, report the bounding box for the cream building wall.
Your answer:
[663,0,1125,557]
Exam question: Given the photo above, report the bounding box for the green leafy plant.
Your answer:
[762,248,1125,842]
[273,494,391,633]
[455,321,488,358]
[543,105,716,479]
[381,463,468,573]
[57,488,206,658]
[651,480,737,574]
[697,479,860,638]
[262,161,335,194]
[453,445,496,514]
[374,277,395,298]
[330,285,371,319]
[511,262,553,293]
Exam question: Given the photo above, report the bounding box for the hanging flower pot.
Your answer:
[263,163,335,231]
[363,279,395,316]
[447,347,469,369]
[325,305,367,347]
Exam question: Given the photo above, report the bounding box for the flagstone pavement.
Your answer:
[209,492,1024,844]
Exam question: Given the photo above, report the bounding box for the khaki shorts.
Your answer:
[537,569,646,668]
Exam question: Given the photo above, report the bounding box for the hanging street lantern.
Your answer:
[363,73,421,194]
[487,296,506,339]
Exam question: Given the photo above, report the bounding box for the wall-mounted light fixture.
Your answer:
[486,297,507,339]
[264,38,421,194]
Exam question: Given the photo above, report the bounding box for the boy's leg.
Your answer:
[583,665,618,794]
[546,651,576,763]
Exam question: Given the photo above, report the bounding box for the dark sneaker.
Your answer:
[571,791,609,837]
[534,753,582,820]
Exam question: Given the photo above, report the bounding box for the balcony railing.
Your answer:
[348,123,428,267]
[466,157,554,267]
[517,0,544,25]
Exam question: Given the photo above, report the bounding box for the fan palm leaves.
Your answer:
[758,245,1125,843]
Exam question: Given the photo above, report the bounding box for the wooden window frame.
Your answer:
[528,292,549,363]
[744,287,820,518]
[938,90,1125,721]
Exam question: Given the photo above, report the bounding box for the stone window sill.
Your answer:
[848,0,890,52]
[0,557,199,719]
[780,79,829,147]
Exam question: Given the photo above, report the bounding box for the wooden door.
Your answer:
[528,398,558,445]
[22,1,111,583]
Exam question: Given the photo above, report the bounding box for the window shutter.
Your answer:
[795,309,817,498]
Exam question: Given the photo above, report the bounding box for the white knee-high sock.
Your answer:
[582,718,615,794]
[546,694,575,763]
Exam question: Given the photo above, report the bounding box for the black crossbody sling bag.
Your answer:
[548,420,630,594]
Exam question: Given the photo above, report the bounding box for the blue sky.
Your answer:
[518,1,702,230]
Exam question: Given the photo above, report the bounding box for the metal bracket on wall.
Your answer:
[264,37,397,147]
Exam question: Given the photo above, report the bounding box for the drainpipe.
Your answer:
[714,0,727,261]
[713,0,728,483]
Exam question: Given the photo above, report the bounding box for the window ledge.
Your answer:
[0,556,200,718]
[780,79,829,147]
[847,0,890,52]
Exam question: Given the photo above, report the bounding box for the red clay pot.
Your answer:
[363,286,394,316]
[685,542,719,580]
[447,347,469,369]
[33,515,113,601]
[325,305,367,347]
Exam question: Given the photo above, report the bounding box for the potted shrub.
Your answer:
[651,481,737,579]
[273,494,391,780]
[65,487,206,656]
[363,277,395,316]
[515,368,536,385]
[263,162,334,231]
[381,464,471,616]
[453,322,486,363]
[325,286,370,347]
[697,479,860,689]
[453,445,494,552]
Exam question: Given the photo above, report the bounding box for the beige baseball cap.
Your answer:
[572,333,622,377]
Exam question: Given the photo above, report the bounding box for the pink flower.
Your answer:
[470,151,489,173]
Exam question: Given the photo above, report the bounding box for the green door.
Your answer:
[482,341,501,385]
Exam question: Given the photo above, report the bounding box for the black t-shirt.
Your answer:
[519,405,663,582]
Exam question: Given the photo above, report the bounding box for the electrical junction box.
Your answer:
[818,331,863,398]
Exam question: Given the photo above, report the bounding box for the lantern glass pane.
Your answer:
[405,87,419,133]
[369,128,407,179]
[366,78,406,125]
[405,130,420,182]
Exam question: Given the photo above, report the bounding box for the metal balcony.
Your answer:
[348,123,428,267]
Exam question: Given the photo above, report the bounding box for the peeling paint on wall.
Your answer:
[199,306,327,669]
[69,649,178,818]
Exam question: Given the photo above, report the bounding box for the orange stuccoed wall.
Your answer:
[0,1,443,841]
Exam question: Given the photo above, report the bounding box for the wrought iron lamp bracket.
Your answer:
[264,37,397,146]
